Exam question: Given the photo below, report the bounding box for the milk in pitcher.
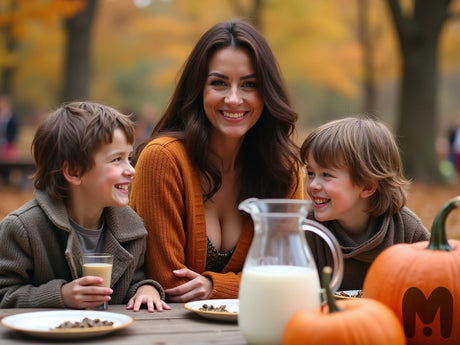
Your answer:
[238,265,321,345]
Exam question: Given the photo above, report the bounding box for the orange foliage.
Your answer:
[0,1,85,26]
[2,0,460,116]
[0,0,85,41]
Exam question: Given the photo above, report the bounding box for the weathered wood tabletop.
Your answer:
[0,303,247,345]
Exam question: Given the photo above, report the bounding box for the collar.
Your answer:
[34,189,147,242]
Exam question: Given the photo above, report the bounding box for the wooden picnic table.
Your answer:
[0,159,35,188]
[0,304,247,345]
[0,159,35,175]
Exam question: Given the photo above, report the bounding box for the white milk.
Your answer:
[238,265,321,345]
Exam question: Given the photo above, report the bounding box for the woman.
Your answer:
[130,19,304,302]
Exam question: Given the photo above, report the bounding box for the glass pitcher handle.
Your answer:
[302,219,344,293]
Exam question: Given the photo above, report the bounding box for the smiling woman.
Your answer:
[129,18,304,303]
[203,47,263,142]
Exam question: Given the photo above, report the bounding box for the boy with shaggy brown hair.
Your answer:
[0,102,169,312]
[301,116,430,290]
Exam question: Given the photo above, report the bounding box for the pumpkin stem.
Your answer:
[322,266,342,313]
[427,196,460,251]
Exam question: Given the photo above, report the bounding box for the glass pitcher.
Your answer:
[238,198,343,345]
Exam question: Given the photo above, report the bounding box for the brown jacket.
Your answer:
[0,189,164,308]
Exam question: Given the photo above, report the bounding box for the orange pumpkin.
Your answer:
[363,196,460,345]
[283,267,405,345]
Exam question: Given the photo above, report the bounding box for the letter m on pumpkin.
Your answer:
[402,287,453,338]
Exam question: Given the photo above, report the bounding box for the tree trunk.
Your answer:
[358,0,377,115]
[61,0,98,102]
[1,1,16,97]
[387,0,450,184]
[398,31,440,182]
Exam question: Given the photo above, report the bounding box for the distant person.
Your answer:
[134,102,157,151]
[0,101,169,312]
[0,94,18,161]
[449,115,460,175]
[130,19,304,302]
[300,116,430,290]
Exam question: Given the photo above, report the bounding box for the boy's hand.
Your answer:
[61,276,113,309]
[126,285,171,313]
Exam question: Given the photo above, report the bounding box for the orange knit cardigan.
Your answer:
[130,136,304,299]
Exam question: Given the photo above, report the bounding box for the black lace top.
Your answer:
[205,237,235,272]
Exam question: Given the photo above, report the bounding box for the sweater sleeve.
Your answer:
[130,140,191,290]
[0,215,67,308]
[123,221,166,301]
[202,271,242,299]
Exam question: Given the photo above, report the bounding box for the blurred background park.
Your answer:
[3,0,460,235]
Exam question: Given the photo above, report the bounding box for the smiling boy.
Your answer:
[301,116,430,290]
[0,102,169,312]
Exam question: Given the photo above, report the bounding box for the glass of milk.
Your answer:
[82,253,113,310]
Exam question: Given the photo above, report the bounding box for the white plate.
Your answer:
[334,290,363,299]
[183,299,238,322]
[0,310,135,339]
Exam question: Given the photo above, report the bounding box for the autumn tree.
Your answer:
[0,0,84,102]
[61,0,97,102]
[228,0,263,28]
[0,0,16,95]
[358,0,377,114]
[387,0,455,183]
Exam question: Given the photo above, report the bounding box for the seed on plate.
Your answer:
[199,304,230,312]
[51,317,114,330]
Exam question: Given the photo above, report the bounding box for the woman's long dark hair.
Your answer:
[135,19,300,202]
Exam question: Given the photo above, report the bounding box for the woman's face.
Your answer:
[203,47,263,142]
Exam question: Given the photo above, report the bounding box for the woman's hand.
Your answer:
[61,276,112,309]
[126,285,171,312]
[164,268,213,302]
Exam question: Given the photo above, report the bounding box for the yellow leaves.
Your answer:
[132,16,192,37]
[7,0,460,113]
[297,45,360,97]
[440,10,460,72]
[130,14,199,55]
[56,0,86,18]
[0,50,18,68]
[152,64,180,88]
[262,0,362,96]
[0,0,84,29]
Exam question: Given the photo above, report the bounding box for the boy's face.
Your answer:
[305,152,370,232]
[78,128,135,210]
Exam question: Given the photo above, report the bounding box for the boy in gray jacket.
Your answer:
[0,102,170,312]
